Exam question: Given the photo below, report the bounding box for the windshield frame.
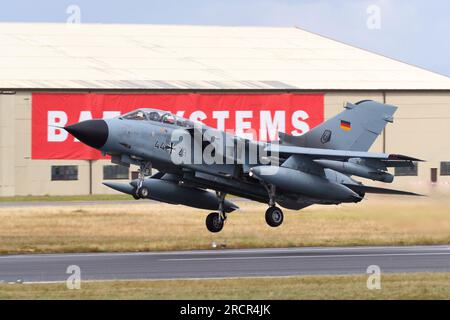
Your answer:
[120,108,194,128]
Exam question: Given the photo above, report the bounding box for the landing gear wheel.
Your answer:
[265,206,284,227]
[131,189,140,200]
[206,212,224,233]
[137,186,150,199]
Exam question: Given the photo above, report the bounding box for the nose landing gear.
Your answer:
[133,161,152,199]
[137,186,150,198]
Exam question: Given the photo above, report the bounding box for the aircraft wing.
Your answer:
[343,184,424,196]
[150,171,166,179]
[265,145,422,163]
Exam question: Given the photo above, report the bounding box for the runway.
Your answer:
[1,245,449,283]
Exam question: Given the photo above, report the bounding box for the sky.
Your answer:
[0,0,449,77]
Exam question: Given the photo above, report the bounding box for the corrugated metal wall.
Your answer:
[1,90,450,196]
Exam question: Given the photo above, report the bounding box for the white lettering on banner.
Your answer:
[46,109,313,142]
[48,111,68,142]
[212,111,230,131]
[260,110,285,141]
[103,111,121,119]
[236,111,254,140]
[190,111,207,124]
[291,110,310,136]
[78,111,92,122]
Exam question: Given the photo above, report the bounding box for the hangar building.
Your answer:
[1,23,450,196]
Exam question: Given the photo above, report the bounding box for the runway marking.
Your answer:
[19,274,360,285]
[161,252,450,262]
[0,245,448,260]
[1,246,449,283]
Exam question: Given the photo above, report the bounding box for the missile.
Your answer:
[103,181,135,195]
[313,159,394,183]
[250,166,361,202]
[103,179,238,213]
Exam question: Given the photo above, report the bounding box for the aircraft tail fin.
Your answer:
[279,100,397,152]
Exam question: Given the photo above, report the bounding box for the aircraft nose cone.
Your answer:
[65,119,108,149]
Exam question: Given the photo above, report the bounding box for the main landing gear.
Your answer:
[265,206,284,227]
[204,184,285,233]
[205,192,227,233]
[206,212,224,233]
[133,161,152,199]
[263,183,284,228]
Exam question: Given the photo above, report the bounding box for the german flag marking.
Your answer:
[340,120,351,131]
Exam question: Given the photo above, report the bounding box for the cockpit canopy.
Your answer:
[120,108,194,127]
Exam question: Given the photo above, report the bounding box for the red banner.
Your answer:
[32,93,324,159]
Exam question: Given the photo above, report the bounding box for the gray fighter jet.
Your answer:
[64,100,421,233]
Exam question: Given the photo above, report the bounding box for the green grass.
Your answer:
[0,194,132,202]
[1,273,449,299]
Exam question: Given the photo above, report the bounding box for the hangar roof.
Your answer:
[0,22,449,91]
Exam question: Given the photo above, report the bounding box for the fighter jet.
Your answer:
[64,100,422,233]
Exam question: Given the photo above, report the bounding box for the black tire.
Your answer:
[137,186,150,198]
[131,188,140,199]
[206,212,224,233]
[265,206,284,227]
[132,192,140,200]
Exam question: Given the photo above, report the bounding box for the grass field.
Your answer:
[0,195,449,254]
[1,273,449,299]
